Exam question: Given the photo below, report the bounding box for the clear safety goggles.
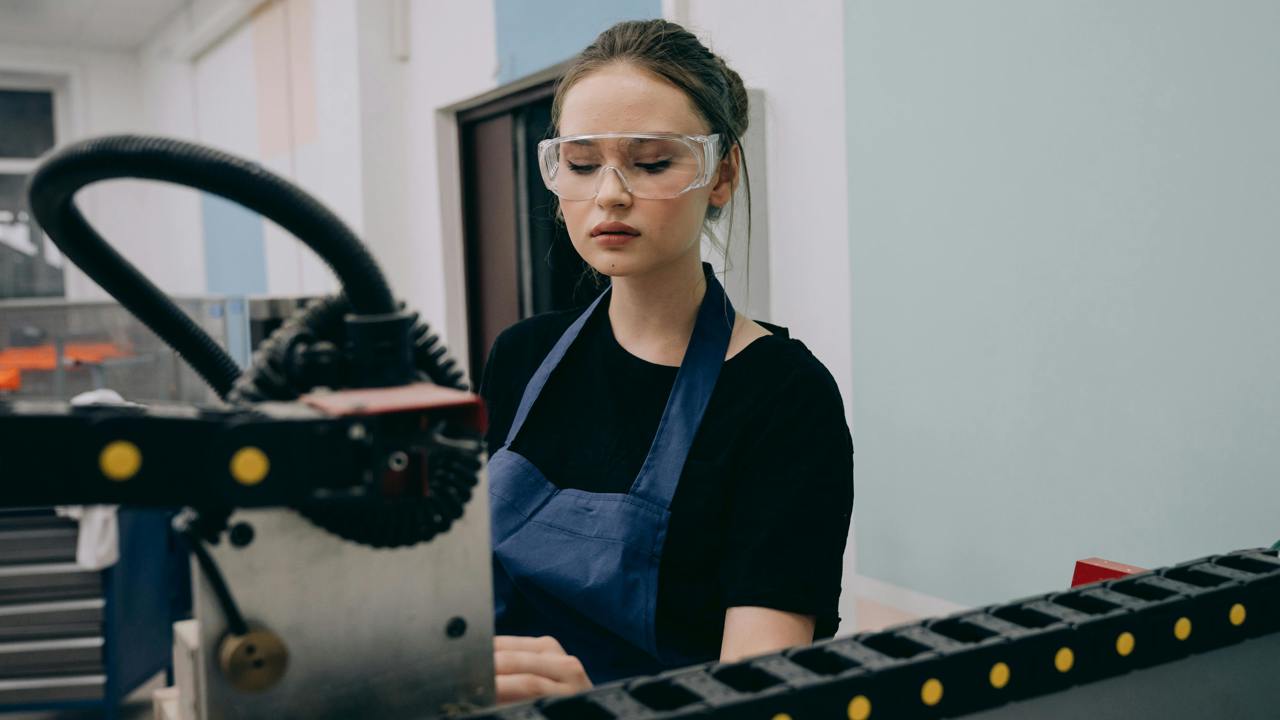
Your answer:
[537,132,722,201]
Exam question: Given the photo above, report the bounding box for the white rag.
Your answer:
[55,388,141,570]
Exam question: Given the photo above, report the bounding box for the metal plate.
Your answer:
[193,467,494,719]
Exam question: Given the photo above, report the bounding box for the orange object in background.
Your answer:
[0,367,18,391]
[0,342,131,372]
[1072,557,1148,587]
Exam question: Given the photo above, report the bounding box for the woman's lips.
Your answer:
[594,232,636,247]
[591,222,640,248]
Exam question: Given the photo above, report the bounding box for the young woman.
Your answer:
[480,19,853,703]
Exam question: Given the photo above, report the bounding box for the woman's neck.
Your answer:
[607,254,706,367]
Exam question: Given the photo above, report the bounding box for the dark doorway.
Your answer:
[459,82,598,383]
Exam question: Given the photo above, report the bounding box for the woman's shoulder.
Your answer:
[492,306,589,357]
[480,307,590,421]
[733,324,841,394]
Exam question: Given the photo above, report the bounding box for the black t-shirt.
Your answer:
[480,296,854,662]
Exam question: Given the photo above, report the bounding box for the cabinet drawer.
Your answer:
[0,673,105,704]
[0,598,104,642]
[0,563,101,603]
[0,636,104,678]
[0,525,79,564]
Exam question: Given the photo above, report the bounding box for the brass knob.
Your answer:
[218,627,288,693]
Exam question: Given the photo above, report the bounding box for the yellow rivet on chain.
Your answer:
[1229,604,1247,627]
[100,441,142,481]
[1054,647,1075,673]
[921,678,943,707]
[989,662,1011,689]
[1174,617,1192,641]
[847,694,872,720]
[1116,632,1136,657]
[230,447,270,486]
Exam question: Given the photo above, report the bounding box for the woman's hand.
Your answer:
[494,635,592,704]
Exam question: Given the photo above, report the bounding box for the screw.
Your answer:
[388,451,409,471]
[229,522,255,548]
[348,423,367,441]
[446,617,467,639]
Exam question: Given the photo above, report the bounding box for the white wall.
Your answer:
[142,0,357,299]
[0,0,380,302]
[298,0,362,294]
[847,0,1280,611]
[137,13,205,297]
[135,0,493,327]
[2,0,497,344]
[401,0,499,380]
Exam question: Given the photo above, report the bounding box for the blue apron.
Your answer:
[489,267,734,683]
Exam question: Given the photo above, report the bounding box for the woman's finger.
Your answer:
[494,634,565,655]
[496,673,567,704]
[495,649,587,684]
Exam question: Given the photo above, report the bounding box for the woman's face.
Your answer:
[556,63,726,278]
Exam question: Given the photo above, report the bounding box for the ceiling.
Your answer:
[0,0,189,51]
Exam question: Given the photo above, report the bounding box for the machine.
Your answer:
[1,135,494,718]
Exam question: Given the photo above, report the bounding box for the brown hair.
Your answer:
[551,19,752,260]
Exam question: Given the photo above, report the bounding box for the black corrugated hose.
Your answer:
[27,135,399,397]
[26,134,477,549]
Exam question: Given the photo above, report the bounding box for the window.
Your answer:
[0,87,64,299]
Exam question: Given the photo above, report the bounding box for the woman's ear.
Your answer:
[708,144,741,209]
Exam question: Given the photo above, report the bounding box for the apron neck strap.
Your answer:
[629,267,734,507]
[503,287,609,448]
[502,264,736,510]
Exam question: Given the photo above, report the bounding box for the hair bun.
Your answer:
[713,54,750,139]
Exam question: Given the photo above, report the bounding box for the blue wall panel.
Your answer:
[494,0,661,84]
[200,192,267,296]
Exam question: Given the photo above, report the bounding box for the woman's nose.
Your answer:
[594,166,633,208]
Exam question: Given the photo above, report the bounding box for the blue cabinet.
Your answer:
[0,508,187,718]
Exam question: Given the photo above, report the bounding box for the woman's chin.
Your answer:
[584,251,644,278]
[577,243,700,279]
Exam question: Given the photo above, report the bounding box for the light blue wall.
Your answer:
[846,1,1280,607]
[201,192,266,296]
[494,0,661,84]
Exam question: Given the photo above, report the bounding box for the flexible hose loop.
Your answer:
[28,134,478,548]
[27,134,397,398]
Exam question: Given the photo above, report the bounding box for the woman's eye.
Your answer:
[567,162,599,175]
[635,159,672,174]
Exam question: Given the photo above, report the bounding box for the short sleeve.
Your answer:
[718,356,854,638]
[478,333,514,452]
[477,311,579,454]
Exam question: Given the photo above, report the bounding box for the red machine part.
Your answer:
[300,382,487,435]
[1072,557,1147,587]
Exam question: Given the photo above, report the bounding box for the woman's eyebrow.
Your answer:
[566,136,667,145]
